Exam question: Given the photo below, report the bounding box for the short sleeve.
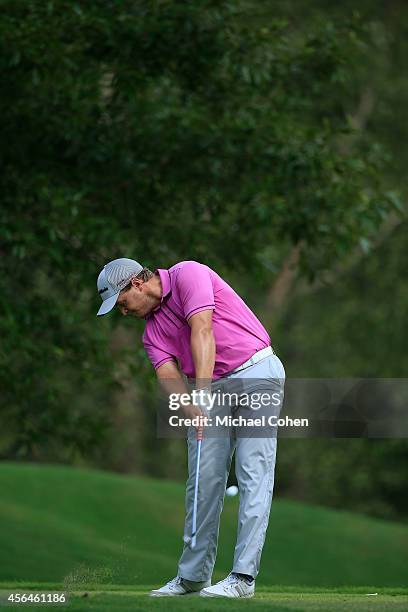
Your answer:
[176,261,215,321]
[143,339,176,371]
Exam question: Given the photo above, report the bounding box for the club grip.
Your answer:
[196,424,204,441]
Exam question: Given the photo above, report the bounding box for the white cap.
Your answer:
[96,258,143,316]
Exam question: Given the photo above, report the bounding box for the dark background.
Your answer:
[1,0,407,523]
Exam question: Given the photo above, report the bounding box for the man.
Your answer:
[96,257,285,598]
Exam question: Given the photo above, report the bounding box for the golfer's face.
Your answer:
[116,284,149,318]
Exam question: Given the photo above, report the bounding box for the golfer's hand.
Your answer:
[183,404,206,434]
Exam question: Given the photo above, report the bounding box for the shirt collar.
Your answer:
[146,268,171,318]
[157,268,171,300]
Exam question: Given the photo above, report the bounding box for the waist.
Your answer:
[227,346,275,375]
[187,347,275,385]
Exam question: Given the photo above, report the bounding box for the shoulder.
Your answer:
[169,260,206,272]
[170,260,212,282]
[172,262,213,292]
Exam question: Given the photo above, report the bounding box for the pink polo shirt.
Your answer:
[142,261,270,380]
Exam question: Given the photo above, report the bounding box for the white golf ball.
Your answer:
[226,485,239,497]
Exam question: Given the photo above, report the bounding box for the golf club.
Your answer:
[190,423,204,549]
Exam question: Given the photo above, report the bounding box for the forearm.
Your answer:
[190,326,216,388]
[156,360,204,422]
[156,360,190,397]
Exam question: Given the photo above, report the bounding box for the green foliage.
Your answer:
[274,221,408,521]
[278,221,408,378]
[277,439,408,523]
[0,2,395,275]
[0,0,403,517]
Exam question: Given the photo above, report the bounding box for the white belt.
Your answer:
[228,346,275,375]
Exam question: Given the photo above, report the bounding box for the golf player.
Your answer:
[96,258,285,598]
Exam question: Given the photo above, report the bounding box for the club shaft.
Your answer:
[191,438,202,548]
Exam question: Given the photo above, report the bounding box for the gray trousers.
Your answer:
[178,353,285,581]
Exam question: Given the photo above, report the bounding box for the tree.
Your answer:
[0,1,400,466]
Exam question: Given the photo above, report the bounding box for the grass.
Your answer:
[0,461,407,610]
[0,585,407,611]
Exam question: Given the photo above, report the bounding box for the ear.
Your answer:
[131,276,143,290]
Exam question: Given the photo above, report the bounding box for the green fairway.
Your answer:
[0,462,407,593]
[0,585,407,611]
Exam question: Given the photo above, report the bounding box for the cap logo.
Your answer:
[99,287,109,295]
[117,276,134,290]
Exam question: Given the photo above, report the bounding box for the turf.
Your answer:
[0,585,407,611]
[0,461,407,593]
